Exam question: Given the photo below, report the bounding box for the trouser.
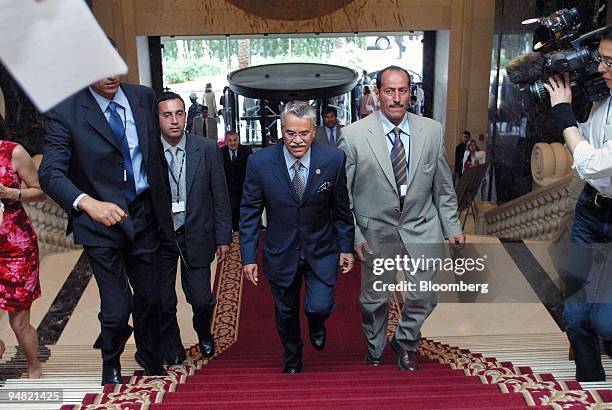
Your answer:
[86,190,162,367]
[564,187,612,381]
[158,226,216,359]
[268,259,335,368]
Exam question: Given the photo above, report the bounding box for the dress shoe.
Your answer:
[308,322,326,351]
[134,352,169,376]
[199,335,215,358]
[101,362,122,385]
[282,365,302,374]
[364,351,383,366]
[390,337,419,371]
[165,350,187,366]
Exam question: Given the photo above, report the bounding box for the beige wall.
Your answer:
[92,0,495,165]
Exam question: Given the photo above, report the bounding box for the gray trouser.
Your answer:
[359,259,437,357]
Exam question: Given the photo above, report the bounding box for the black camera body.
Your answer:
[509,8,611,108]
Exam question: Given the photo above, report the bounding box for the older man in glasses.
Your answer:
[239,100,355,374]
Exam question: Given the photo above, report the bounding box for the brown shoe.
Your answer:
[390,338,419,371]
[364,351,383,366]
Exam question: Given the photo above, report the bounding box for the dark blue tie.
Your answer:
[107,101,136,204]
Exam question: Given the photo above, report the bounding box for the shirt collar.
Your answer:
[283,144,311,172]
[379,111,410,137]
[161,133,186,152]
[89,86,129,113]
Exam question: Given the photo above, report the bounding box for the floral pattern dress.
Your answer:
[0,141,40,311]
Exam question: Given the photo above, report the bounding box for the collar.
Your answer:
[283,144,311,171]
[161,133,186,152]
[379,111,410,137]
[89,86,129,113]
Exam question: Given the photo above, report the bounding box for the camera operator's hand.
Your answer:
[544,73,572,106]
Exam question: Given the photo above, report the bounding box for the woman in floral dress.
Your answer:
[0,138,46,378]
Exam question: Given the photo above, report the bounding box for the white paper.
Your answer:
[0,0,128,112]
[400,184,407,197]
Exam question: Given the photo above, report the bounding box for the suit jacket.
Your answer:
[221,144,252,204]
[192,115,219,141]
[40,84,173,247]
[338,112,461,260]
[239,141,354,287]
[169,133,232,267]
[314,124,344,147]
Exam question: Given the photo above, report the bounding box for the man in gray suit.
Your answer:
[338,66,464,371]
[314,106,343,147]
[192,106,219,141]
[155,92,232,364]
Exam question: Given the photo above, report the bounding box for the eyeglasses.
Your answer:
[382,88,410,97]
[283,130,312,139]
[594,51,612,69]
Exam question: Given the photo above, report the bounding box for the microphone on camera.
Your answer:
[506,52,547,84]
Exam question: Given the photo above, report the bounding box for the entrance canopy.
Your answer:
[227,63,359,100]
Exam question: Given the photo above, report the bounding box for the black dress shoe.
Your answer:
[282,365,302,374]
[165,350,187,366]
[135,353,168,376]
[199,336,216,358]
[364,351,383,366]
[101,362,122,385]
[308,322,326,351]
[390,338,419,371]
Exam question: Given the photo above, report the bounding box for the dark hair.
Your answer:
[225,130,238,138]
[155,91,184,116]
[463,130,471,137]
[409,95,418,102]
[376,65,411,90]
[601,25,612,41]
[322,106,337,116]
[468,139,479,150]
[363,85,371,94]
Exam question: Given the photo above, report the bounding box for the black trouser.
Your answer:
[268,259,335,368]
[85,191,162,367]
[158,226,216,359]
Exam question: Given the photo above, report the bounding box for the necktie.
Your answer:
[329,128,335,144]
[168,146,185,229]
[107,101,136,203]
[291,160,305,201]
[390,126,407,198]
[231,150,236,161]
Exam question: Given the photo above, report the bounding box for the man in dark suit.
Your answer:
[454,130,470,179]
[40,70,173,383]
[314,106,343,147]
[240,100,355,374]
[155,92,232,365]
[221,130,252,231]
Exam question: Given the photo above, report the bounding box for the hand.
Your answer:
[78,195,127,226]
[243,263,258,286]
[216,244,230,261]
[543,73,572,106]
[0,184,18,200]
[448,233,466,250]
[339,253,355,274]
[354,240,373,262]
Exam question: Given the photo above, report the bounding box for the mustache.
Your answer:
[289,142,307,148]
[389,104,404,108]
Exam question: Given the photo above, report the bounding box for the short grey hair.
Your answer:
[280,100,316,127]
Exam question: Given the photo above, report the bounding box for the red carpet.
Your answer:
[62,234,611,409]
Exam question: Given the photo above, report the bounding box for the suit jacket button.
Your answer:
[394,207,400,213]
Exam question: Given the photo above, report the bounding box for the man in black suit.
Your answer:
[221,131,252,231]
[240,100,355,374]
[454,130,471,179]
[314,106,343,147]
[155,92,232,364]
[40,69,173,383]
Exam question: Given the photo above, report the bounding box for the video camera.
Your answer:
[506,7,612,108]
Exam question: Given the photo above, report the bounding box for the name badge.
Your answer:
[172,201,185,213]
[400,184,407,197]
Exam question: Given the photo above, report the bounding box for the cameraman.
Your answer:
[544,31,612,382]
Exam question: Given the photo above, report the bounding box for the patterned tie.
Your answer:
[291,160,305,201]
[390,126,407,195]
[231,150,236,161]
[168,146,185,229]
[329,128,335,145]
[107,101,136,203]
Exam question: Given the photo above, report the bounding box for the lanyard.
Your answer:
[168,150,185,203]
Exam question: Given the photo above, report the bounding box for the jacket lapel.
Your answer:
[123,86,149,164]
[300,142,322,204]
[185,134,202,200]
[270,142,300,204]
[79,89,121,153]
[405,113,425,191]
[364,117,397,193]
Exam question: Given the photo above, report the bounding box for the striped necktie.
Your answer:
[390,127,407,193]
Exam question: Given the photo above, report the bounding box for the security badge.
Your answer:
[172,201,185,213]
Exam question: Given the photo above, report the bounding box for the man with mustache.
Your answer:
[338,65,464,371]
[240,100,355,373]
[39,38,173,384]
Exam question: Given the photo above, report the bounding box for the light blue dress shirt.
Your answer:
[326,125,337,144]
[283,145,310,187]
[74,87,149,209]
[380,111,411,172]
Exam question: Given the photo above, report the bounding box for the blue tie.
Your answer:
[107,101,137,204]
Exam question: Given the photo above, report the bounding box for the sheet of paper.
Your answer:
[0,0,128,112]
